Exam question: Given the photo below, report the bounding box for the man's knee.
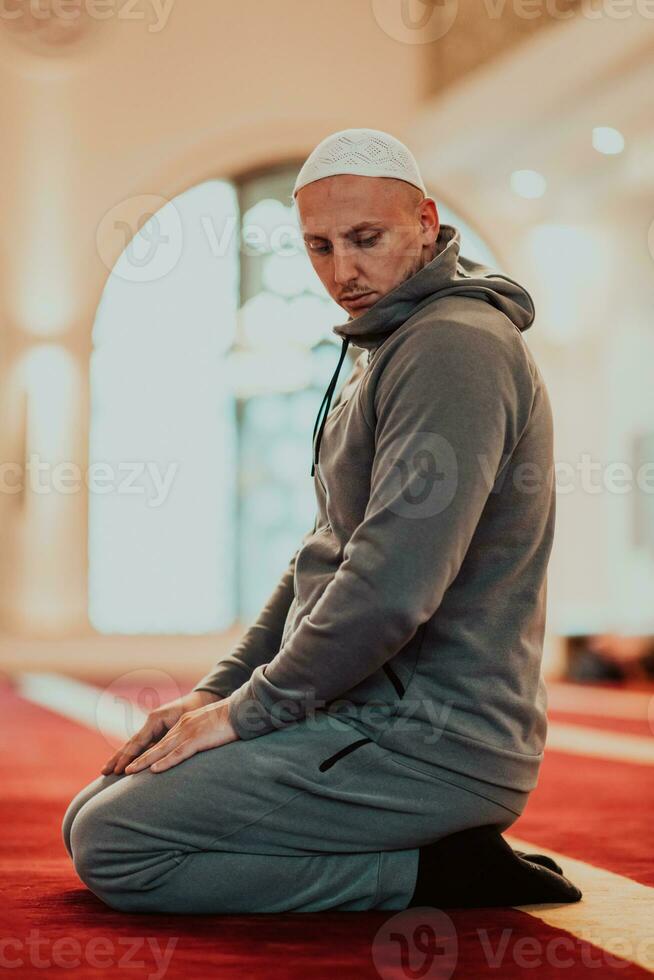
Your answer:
[69,789,188,913]
[68,794,120,905]
[61,773,123,861]
[61,797,80,860]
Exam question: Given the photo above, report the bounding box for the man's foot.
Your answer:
[513,849,563,875]
[409,824,582,908]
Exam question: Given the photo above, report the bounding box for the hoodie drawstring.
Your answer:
[311,337,350,477]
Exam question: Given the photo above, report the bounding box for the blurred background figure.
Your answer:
[567,631,654,683]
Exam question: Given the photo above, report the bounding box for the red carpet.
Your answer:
[1,677,652,978]
[547,710,653,738]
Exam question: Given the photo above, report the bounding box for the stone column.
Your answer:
[0,316,93,636]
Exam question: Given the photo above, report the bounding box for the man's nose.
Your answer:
[332,245,359,286]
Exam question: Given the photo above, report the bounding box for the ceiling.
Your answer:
[411,12,653,239]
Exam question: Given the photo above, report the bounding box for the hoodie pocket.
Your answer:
[318,736,374,772]
[382,662,405,698]
[381,622,428,701]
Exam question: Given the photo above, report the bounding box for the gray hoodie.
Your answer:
[194,223,555,794]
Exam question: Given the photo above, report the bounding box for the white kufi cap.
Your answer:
[292,127,427,199]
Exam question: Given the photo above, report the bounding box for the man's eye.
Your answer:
[309,235,379,256]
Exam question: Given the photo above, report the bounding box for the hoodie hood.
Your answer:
[310,223,535,475]
[332,223,535,352]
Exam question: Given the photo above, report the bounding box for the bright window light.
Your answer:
[88,180,240,634]
[510,169,547,199]
[592,126,625,155]
[525,223,611,344]
[434,201,499,266]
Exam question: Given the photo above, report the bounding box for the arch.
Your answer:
[88,179,239,633]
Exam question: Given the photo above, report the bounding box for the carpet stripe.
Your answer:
[547,711,653,738]
[545,722,654,765]
[547,683,654,720]
[506,835,654,973]
[16,671,147,741]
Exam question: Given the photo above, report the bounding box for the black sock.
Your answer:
[409,825,582,909]
[513,849,563,875]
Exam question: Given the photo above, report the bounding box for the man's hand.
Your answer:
[123,696,239,774]
[101,689,224,775]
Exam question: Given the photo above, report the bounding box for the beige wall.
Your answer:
[0,0,425,636]
[0,1,652,671]
[412,13,654,640]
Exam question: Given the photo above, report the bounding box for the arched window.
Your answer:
[435,199,498,267]
[89,166,497,632]
[229,166,353,621]
[89,180,239,633]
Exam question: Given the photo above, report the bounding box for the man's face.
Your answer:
[296,174,440,318]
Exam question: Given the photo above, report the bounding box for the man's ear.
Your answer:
[419,197,439,245]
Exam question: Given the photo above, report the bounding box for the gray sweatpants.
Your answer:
[62,712,529,914]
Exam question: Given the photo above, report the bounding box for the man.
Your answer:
[62,128,582,913]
